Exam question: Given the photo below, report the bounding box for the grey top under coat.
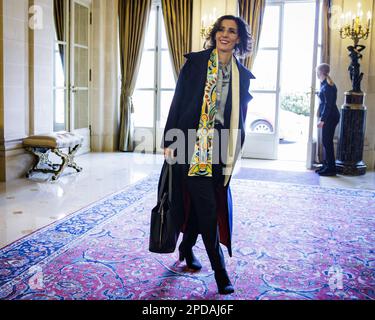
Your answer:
[215,59,232,125]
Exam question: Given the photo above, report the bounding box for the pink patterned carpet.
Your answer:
[0,174,374,300]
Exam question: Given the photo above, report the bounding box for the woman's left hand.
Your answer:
[317,121,325,128]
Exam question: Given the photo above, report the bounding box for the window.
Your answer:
[249,4,281,133]
[243,0,324,161]
[53,0,68,132]
[248,0,323,137]
[133,3,176,130]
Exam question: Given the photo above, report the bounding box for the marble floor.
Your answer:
[0,152,374,249]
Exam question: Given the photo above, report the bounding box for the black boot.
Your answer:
[315,161,327,173]
[318,167,337,176]
[214,269,234,295]
[179,249,202,271]
[315,165,326,173]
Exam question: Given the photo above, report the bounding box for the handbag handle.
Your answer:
[158,161,172,202]
[168,162,172,203]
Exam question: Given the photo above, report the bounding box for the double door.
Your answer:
[53,0,91,153]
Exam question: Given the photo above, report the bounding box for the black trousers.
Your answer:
[179,176,225,271]
[322,116,340,169]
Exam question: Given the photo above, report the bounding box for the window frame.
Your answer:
[133,1,176,152]
[53,0,70,132]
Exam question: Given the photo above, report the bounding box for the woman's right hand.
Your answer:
[164,148,174,159]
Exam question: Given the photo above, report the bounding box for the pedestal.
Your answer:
[336,92,367,175]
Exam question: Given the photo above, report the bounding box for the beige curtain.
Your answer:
[53,0,65,67]
[91,0,120,151]
[321,0,331,64]
[238,0,266,70]
[317,0,332,164]
[161,0,193,80]
[118,0,152,151]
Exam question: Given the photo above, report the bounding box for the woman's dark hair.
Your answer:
[205,15,253,58]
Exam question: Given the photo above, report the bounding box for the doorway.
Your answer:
[53,0,92,154]
[242,0,322,166]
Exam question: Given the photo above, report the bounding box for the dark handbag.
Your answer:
[149,161,179,253]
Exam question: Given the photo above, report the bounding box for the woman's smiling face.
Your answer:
[215,19,241,54]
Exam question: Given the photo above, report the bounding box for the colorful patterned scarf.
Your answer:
[188,48,219,177]
[188,48,241,185]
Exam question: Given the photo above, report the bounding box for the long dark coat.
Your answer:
[160,48,255,256]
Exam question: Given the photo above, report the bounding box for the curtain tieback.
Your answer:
[121,89,134,114]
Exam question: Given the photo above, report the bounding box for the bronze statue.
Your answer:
[347,44,365,92]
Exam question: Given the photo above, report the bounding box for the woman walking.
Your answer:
[160,15,254,295]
